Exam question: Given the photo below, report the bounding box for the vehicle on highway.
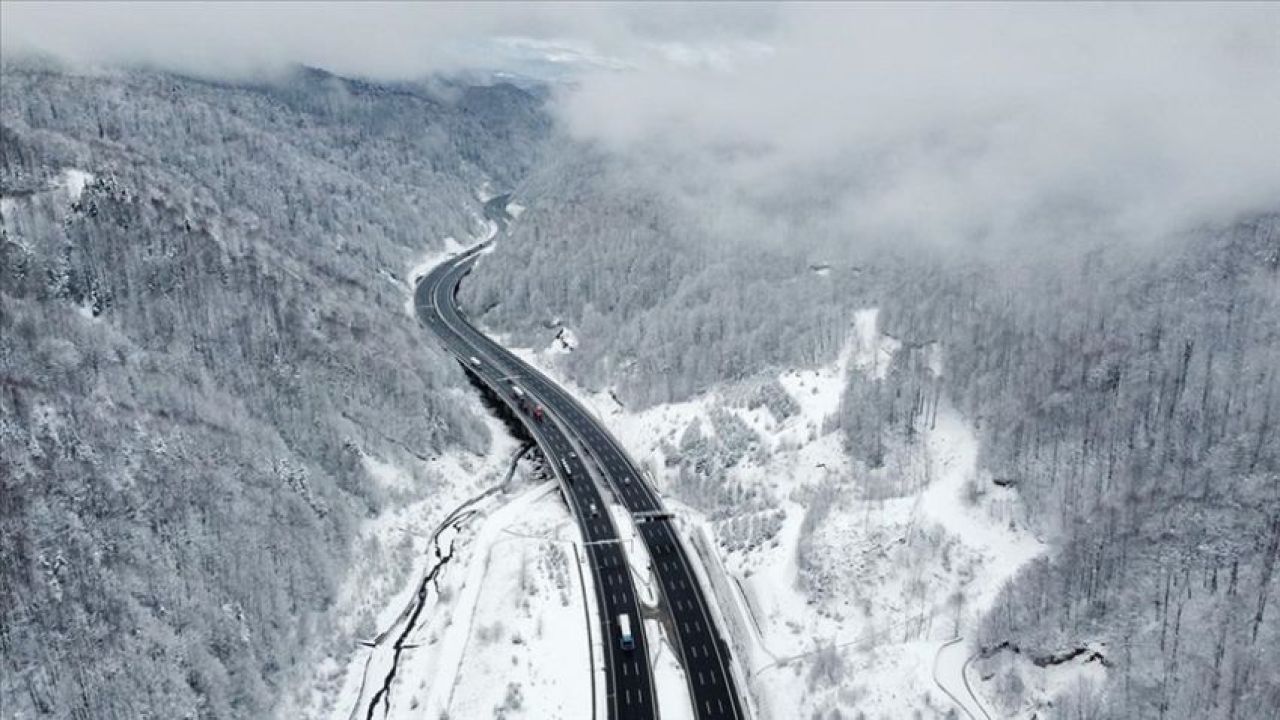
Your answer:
[618,613,635,651]
[468,355,481,367]
[421,250,746,718]
[511,385,532,413]
[568,451,577,459]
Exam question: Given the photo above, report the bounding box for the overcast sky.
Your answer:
[5,2,1278,249]
[1,2,778,79]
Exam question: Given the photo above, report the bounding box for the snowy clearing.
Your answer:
[59,168,94,201]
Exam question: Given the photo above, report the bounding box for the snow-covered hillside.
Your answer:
[497,309,1082,719]
[0,66,551,720]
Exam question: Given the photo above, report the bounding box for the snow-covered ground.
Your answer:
[0,168,95,223]
[277,410,524,718]
[976,642,1109,718]
[405,482,591,720]
[497,308,1064,719]
[59,168,95,201]
[648,618,695,720]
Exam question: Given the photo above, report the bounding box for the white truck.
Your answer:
[618,613,635,651]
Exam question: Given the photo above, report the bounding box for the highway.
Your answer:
[416,243,746,719]
[418,246,656,720]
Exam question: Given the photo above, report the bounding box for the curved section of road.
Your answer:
[933,637,992,720]
[419,245,655,720]
[417,243,746,719]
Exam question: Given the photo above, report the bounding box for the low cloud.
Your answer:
[558,5,1280,250]
[6,3,1276,250]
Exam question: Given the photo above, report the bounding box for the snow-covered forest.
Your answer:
[1,64,547,717]
[4,4,1278,719]
[460,149,859,406]
[463,153,1280,717]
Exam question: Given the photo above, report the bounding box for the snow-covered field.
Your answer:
[499,308,1074,719]
[401,482,591,720]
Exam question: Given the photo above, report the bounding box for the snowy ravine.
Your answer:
[492,309,1095,719]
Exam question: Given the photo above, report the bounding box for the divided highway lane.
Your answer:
[417,247,657,720]
[475,312,747,720]
[421,244,747,720]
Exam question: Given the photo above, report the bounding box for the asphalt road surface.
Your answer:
[416,243,746,719]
